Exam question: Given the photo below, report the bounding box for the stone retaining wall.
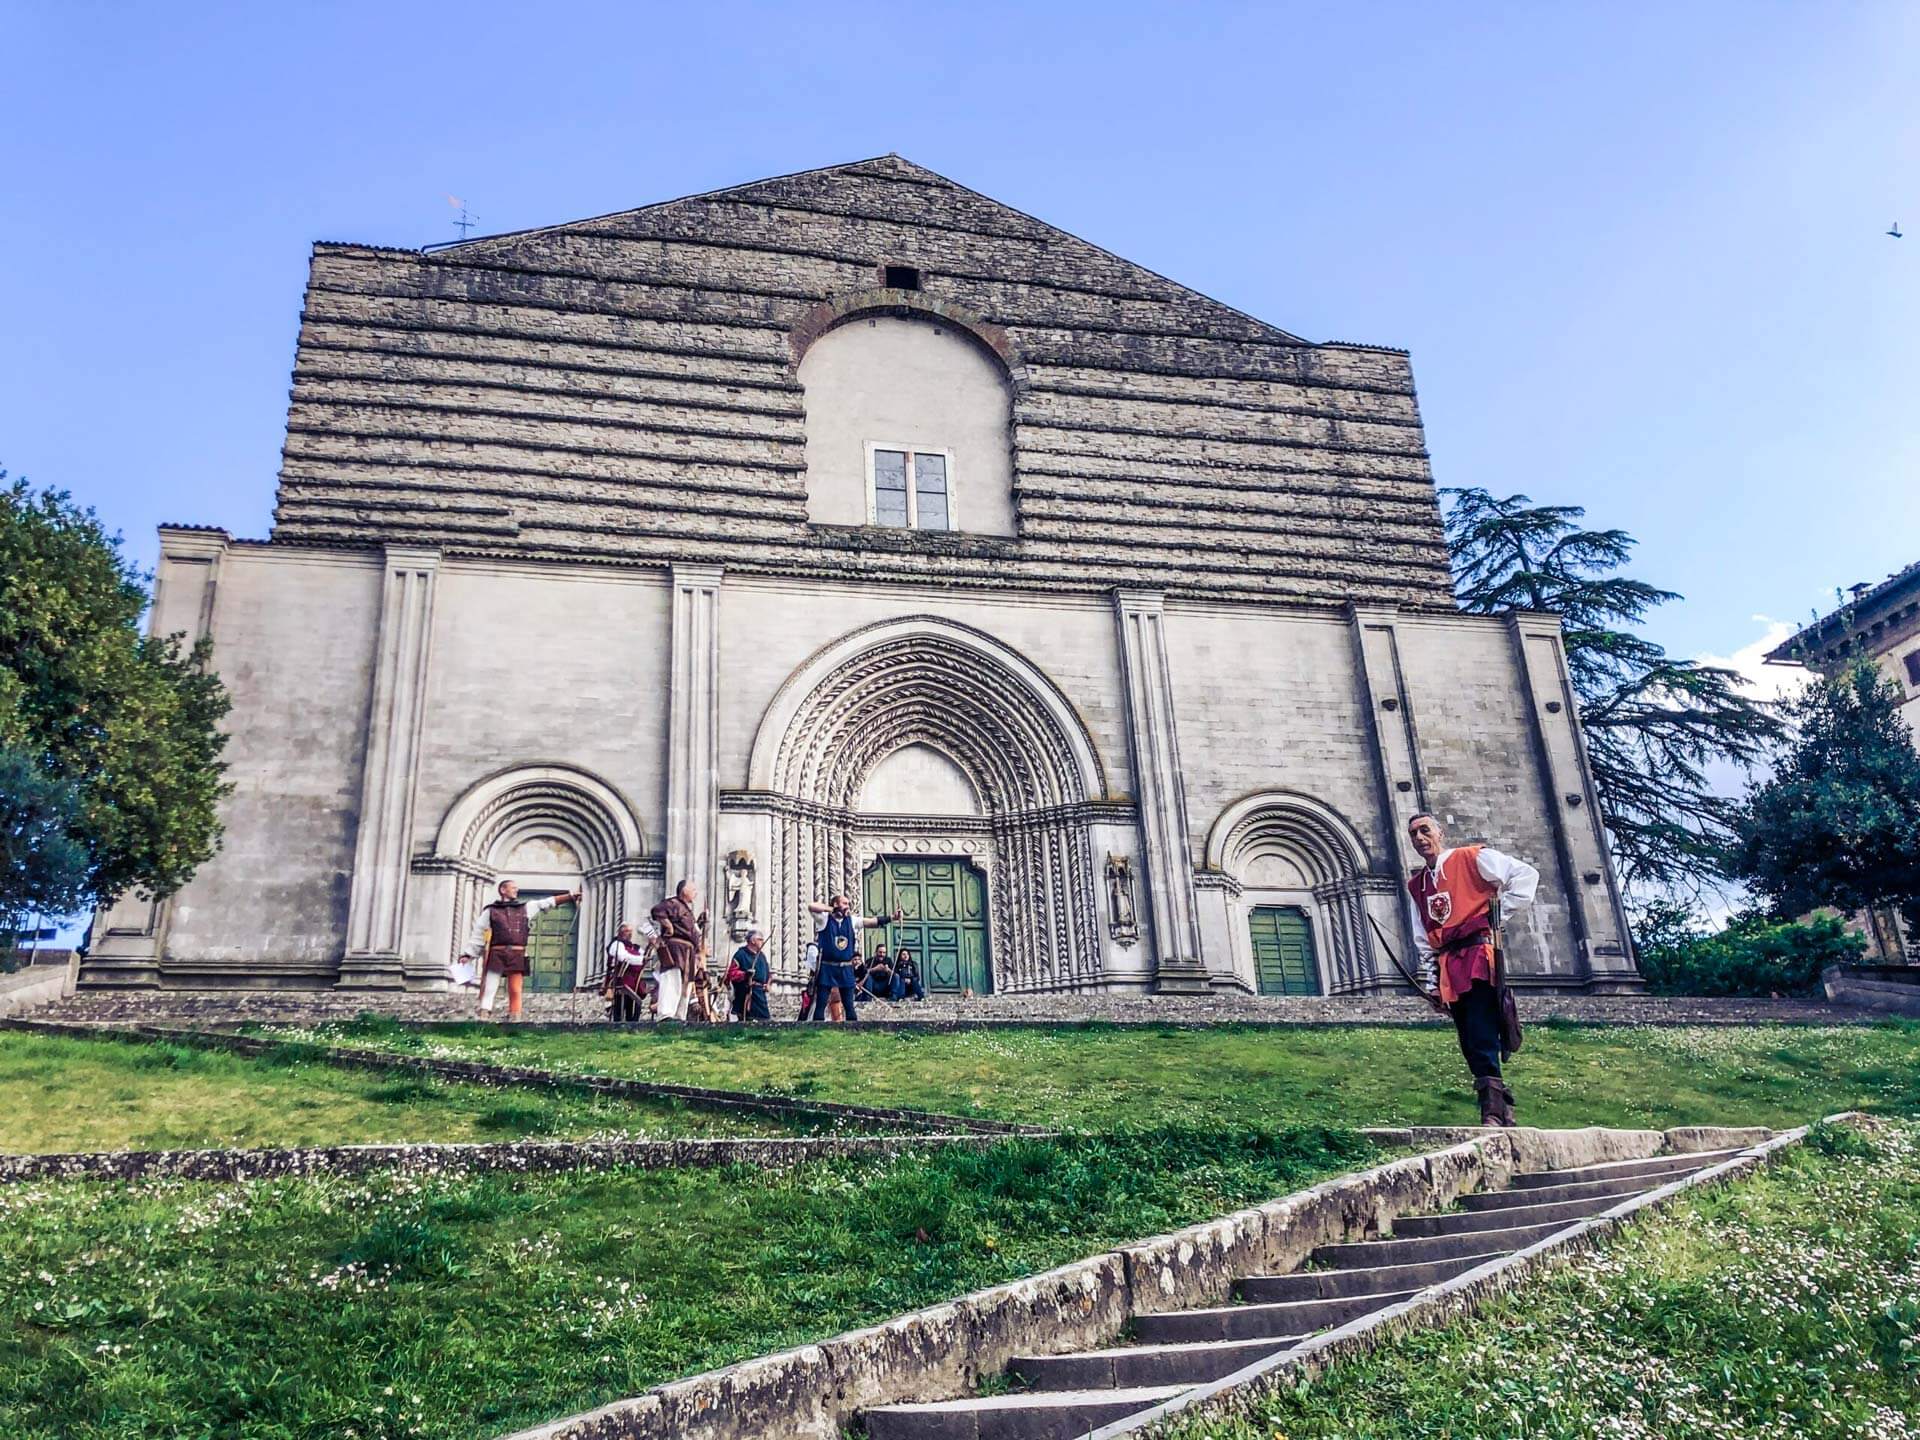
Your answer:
[503,1123,1770,1440]
[0,1132,1007,1186]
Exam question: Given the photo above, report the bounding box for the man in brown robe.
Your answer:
[649,879,708,1022]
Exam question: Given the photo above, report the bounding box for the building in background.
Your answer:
[83,156,1637,997]
[1767,559,1920,959]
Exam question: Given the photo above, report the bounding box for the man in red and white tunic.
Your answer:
[1405,812,1538,1126]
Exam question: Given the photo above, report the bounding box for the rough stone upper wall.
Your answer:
[272,156,1453,607]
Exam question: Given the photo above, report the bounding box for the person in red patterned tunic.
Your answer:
[1405,813,1538,1127]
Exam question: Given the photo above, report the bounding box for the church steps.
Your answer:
[1456,1171,1695,1209]
[1007,1338,1296,1390]
[852,1137,1780,1440]
[1387,1190,1635,1236]
[1131,1290,1420,1344]
[863,1385,1190,1440]
[1508,1149,1745,1189]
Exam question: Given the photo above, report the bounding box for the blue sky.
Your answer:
[4,0,1916,681]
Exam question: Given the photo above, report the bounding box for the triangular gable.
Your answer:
[435,154,1306,345]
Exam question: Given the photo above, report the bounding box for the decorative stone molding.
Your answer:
[339,547,441,988]
[1113,590,1207,992]
[1504,614,1639,990]
[419,763,651,983]
[81,528,234,990]
[1202,790,1392,995]
[742,615,1108,991]
[667,565,723,908]
[787,288,1027,395]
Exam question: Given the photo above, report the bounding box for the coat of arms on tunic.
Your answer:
[1426,890,1453,925]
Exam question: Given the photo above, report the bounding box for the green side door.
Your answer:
[526,898,579,993]
[1248,906,1320,996]
[864,857,991,995]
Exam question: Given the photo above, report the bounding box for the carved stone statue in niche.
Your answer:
[1105,853,1139,945]
[724,849,755,938]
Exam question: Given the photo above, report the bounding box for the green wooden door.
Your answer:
[1249,907,1320,996]
[863,858,990,994]
[526,898,578,993]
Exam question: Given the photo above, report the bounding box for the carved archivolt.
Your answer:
[748,617,1107,991]
[1204,790,1384,994]
[423,763,650,977]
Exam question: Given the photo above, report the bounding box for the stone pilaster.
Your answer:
[1505,613,1641,990]
[339,547,441,989]
[1112,590,1208,993]
[1347,605,1428,985]
[81,527,230,989]
[666,565,723,915]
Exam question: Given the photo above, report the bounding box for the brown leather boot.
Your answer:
[1475,1076,1503,1126]
[1477,1077,1517,1127]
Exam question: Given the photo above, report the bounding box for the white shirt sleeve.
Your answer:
[1407,892,1439,994]
[1475,848,1539,916]
[462,906,491,959]
[524,894,559,922]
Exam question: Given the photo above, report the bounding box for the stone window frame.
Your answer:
[864,440,957,532]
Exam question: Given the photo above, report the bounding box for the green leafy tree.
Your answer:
[0,474,231,928]
[1443,488,1781,891]
[0,749,90,950]
[1729,657,1920,937]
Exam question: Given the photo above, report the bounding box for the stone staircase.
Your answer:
[861,1148,1740,1440]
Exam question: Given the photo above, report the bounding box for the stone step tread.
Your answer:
[1311,1220,1562,1266]
[867,1385,1189,1414]
[1392,1191,1637,1236]
[864,1383,1188,1438]
[1459,1173,1676,1209]
[1513,1150,1740,1188]
[1139,1287,1420,1324]
[1009,1336,1296,1389]
[1239,1250,1508,1300]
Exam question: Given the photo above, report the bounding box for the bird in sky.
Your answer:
[1890,222,1904,239]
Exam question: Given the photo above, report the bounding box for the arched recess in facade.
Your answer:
[744,616,1108,992]
[411,763,655,981]
[1203,790,1394,995]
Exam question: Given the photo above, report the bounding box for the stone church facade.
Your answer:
[83,156,1638,997]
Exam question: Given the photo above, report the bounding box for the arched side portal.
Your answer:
[1204,791,1395,995]
[744,617,1107,992]
[412,764,655,986]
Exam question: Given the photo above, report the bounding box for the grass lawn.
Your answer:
[0,1126,1376,1440]
[260,1017,1920,1132]
[1174,1119,1920,1440]
[0,1031,831,1153]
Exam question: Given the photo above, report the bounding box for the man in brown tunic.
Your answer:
[649,879,708,1022]
[460,879,580,1021]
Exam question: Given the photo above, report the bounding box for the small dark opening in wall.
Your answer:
[884,264,921,291]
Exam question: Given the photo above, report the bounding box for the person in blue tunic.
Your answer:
[805,893,900,1023]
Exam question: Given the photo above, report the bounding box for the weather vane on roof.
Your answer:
[448,195,477,240]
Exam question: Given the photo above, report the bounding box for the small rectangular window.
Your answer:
[1905,649,1920,688]
[884,264,921,291]
[872,448,909,528]
[867,445,952,531]
[914,452,949,530]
